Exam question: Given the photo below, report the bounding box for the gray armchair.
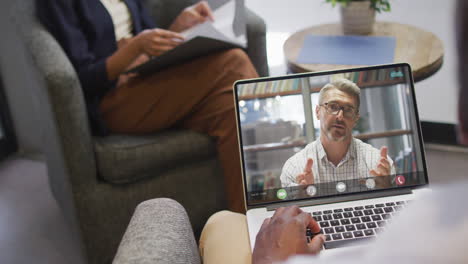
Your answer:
[113,198,203,264]
[9,0,268,263]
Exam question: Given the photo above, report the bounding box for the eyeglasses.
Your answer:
[321,102,358,119]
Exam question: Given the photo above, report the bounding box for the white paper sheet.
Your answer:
[180,0,246,46]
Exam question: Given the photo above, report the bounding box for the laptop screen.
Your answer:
[234,64,428,207]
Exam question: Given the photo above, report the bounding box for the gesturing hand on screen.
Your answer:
[370,146,391,177]
[296,158,314,185]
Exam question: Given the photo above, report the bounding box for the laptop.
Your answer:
[233,63,430,255]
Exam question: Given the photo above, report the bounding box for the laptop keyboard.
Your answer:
[306,200,409,249]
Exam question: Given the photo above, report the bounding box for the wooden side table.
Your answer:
[283,22,444,82]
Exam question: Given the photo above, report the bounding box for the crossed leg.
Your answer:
[100,48,259,212]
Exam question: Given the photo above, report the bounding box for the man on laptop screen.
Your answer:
[237,65,425,206]
[280,78,395,188]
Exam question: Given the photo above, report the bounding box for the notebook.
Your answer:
[126,0,246,76]
[297,35,396,65]
[233,63,430,255]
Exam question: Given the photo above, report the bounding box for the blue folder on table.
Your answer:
[297,35,396,65]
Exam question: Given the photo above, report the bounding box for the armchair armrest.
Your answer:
[245,7,269,77]
[113,198,201,264]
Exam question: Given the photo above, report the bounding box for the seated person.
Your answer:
[37,0,259,212]
[280,79,395,187]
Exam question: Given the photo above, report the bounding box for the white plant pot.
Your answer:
[340,1,376,35]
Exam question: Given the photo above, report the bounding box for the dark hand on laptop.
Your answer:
[296,158,314,185]
[252,206,325,264]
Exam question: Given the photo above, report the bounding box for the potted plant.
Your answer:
[325,0,391,35]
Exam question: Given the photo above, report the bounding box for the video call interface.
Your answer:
[235,65,428,206]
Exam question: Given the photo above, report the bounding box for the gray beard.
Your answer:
[325,129,347,142]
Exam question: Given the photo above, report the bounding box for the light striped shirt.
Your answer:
[100,0,134,41]
[280,138,395,187]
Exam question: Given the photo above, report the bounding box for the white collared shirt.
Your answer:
[280,137,395,187]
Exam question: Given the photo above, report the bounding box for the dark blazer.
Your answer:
[37,0,156,135]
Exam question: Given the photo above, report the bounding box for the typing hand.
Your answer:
[370,146,391,177]
[169,1,215,32]
[252,206,325,264]
[296,158,314,185]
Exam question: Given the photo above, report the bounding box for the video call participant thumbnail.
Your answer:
[280,79,395,187]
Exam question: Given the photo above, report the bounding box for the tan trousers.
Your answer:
[199,211,251,264]
[100,49,258,213]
